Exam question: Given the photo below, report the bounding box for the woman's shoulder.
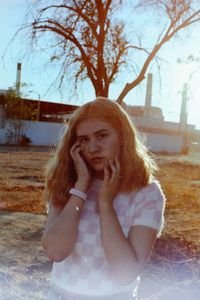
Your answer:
[140,179,163,192]
[134,180,165,203]
[131,180,166,237]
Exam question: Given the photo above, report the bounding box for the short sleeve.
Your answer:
[132,181,165,237]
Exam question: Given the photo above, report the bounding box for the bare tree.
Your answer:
[16,0,200,103]
[19,0,128,98]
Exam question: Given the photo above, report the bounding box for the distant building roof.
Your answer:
[122,103,164,119]
[0,95,79,122]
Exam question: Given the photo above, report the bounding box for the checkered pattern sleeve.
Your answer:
[132,181,165,237]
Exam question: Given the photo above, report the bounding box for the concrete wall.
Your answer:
[0,119,63,146]
[0,119,183,153]
[144,132,182,153]
[24,120,64,146]
[132,115,195,133]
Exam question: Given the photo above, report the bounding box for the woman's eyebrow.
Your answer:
[94,129,109,135]
[76,135,87,139]
[77,129,109,138]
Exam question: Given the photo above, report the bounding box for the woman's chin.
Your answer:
[88,165,104,179]
[90,161,106,171]
[88,160,110,178]
[90,166,105,179]
[94,172,104,179]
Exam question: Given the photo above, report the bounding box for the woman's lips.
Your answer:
[91,157,105,164]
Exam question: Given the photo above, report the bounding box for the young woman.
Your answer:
[42,97,165,300]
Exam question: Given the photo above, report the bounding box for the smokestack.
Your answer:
[179,83,188,132]
[16,62,22,97]
[144,73,153,116]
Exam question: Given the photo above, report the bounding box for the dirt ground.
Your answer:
[0,147,200,299]
[0,147,200,248]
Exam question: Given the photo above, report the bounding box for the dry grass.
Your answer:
[156,155,200,250]
[0,151,51,214]
[1,148,200,249]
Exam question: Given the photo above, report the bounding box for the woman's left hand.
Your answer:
[98,155,121,206]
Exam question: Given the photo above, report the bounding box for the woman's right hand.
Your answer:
[70,142,91,191]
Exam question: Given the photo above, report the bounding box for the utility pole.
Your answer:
[144,73,153,117]
[37,94,41,121]
[179,83,188,153]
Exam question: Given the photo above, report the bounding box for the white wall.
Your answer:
[0,119,182,152]
[0,119,63,146]
[144,132,182,153]
[24,120,63,146]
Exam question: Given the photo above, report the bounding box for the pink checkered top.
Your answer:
[50,179,165,296]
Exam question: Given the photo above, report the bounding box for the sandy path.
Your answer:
[0,211,52,300]
[1,211,200,300]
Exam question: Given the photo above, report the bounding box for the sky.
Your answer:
[1,0,200,129]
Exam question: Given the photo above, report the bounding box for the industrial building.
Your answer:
[0,66,199,153]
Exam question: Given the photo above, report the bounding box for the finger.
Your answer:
[70,147,75,160]
[71,148,80,162]
[115,155,120,174]
[79,142,86,152]
[71,141,80,150]
[109,160,118,183]
[114,155,122,181]
[70,143,77,156]
[74,146,82,160]
[103,166,110,183]
[70,142,80,159]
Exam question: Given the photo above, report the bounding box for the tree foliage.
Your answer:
[5,89,37,121]
[4,89,35,145]
[17,0,200,103]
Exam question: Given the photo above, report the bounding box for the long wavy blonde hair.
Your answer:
[45,97,158,206]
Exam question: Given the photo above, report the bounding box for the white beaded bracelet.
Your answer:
[69,188,87,201]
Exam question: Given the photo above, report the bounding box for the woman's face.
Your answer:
[76,118,121,178]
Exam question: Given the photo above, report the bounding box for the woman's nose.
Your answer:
[87,139,100,153]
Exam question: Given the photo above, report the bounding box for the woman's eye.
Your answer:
[80,138,87,144]
[98,134,107,139]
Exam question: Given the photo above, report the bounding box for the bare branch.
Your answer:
[37,3,98,39]
[117,2,200,103]
[33,21,98,88]
[10,0,200,102]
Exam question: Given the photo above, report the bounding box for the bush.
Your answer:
[19,134,32,146]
